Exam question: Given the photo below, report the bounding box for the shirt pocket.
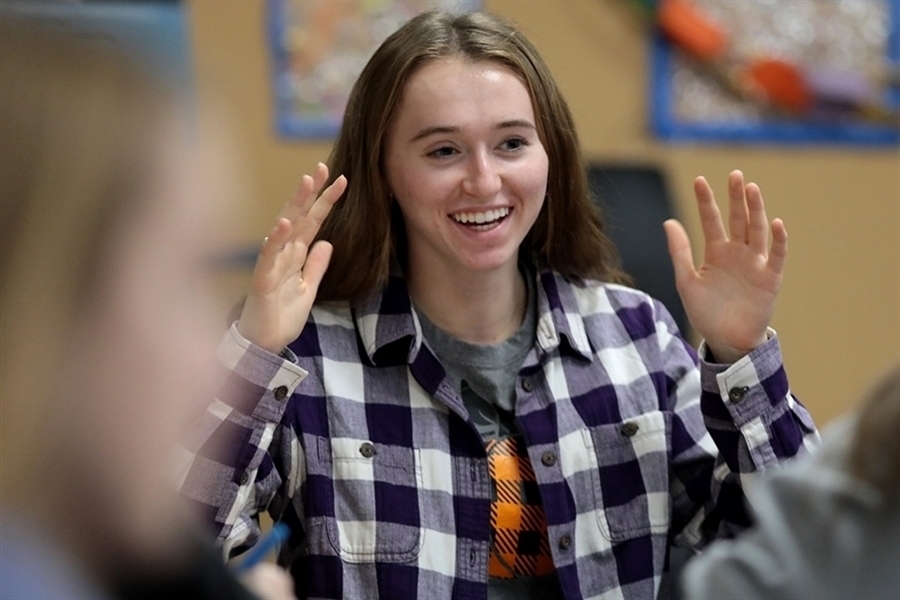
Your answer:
[583,411,671,541]
[315,437,424,563]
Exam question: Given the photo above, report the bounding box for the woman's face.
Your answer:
[384,57,549,282]
[62,119,241,568]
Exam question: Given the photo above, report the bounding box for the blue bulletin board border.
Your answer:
[650,0,900,145]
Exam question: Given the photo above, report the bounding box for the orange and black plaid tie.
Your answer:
[486,436,555,579]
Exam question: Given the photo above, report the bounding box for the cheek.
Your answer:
[529,152,550,197]
[512,156,549,236]
[385,146,454,211]
[392,178,451,232]
[390,165,438,207]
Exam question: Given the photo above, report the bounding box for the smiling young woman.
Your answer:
[177,10,818,600]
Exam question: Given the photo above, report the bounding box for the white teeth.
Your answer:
[452,207,510,225]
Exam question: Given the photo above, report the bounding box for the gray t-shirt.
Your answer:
[417,274,562,600]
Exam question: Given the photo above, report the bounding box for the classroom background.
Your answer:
[189,0,899,427]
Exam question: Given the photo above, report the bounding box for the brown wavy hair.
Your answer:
[314,10,628,304]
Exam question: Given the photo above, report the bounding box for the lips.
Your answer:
[450,207,510,227]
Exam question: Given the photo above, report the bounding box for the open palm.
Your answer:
[237,163,347,354]
[664,170,787,363]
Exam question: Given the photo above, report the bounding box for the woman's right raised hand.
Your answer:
[237,162,347,354]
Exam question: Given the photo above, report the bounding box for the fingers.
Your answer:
[281,163,329,223]
[252,170,345,288]
[767,218,788,274]
[663,219,696,288]
[254,218,291,273]
[727,170,749,243]
[301,240,334,294]
[296,174,347,242]
[277,174,312,224]
[239,563,298,600]
[694,176,727,244]
[708,171,774,256]
[310,161,329,194]
[745,182,770,254]
[270,165,346,251]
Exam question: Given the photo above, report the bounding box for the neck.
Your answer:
[407,259,527,345]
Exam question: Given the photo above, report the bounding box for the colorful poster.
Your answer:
[269,0,481,139]
[652,0,899,144]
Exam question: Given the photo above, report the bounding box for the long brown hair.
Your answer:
[315,10,628,304]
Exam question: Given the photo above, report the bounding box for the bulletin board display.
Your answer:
[269,0,482,139]
[651,0,900,144]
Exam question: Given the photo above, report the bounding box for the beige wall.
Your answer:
[189,0,900,425]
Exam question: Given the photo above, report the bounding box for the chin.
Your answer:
[459,251,519,273]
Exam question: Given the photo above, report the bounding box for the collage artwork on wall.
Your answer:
[269,0,481,140]
[651,0,900,144]
[268,0,899,145]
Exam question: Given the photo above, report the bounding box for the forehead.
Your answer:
[392,57,536,129]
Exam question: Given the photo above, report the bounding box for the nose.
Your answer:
[461,149,502,200]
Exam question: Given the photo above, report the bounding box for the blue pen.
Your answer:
[233,522,291,574]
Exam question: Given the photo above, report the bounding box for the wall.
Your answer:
[189,0,899,425]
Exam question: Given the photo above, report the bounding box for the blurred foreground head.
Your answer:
[851,363,900,500]
[1,17,239,593]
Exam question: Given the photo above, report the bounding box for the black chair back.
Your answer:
[587,163,690,338]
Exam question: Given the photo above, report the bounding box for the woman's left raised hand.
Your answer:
[663,170,787,364]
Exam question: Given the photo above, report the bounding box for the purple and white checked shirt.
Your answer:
[174,268,818,599]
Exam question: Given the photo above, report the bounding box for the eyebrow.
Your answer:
[410,119,536,142]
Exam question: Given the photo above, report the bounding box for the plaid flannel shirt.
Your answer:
[174,268,818,599]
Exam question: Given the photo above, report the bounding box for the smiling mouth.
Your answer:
[450,207,511,230]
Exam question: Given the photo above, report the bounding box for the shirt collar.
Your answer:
[353,264,594,365]
[353,269,423,366]
[535,267,594,360]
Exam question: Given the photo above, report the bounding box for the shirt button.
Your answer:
[728,386,749,403]
[274,385,289,401]
[521,378,534,392]
[558,534,572,550]
[620,422,639,437]
[541,451,557,467]
[239,472,249,486]
[359,442,376,458]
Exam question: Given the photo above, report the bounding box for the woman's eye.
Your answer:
[501,137,527,151]
[428,146,457,158]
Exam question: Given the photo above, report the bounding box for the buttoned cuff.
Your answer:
[699,328,788,425]
[216,324,308,421]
